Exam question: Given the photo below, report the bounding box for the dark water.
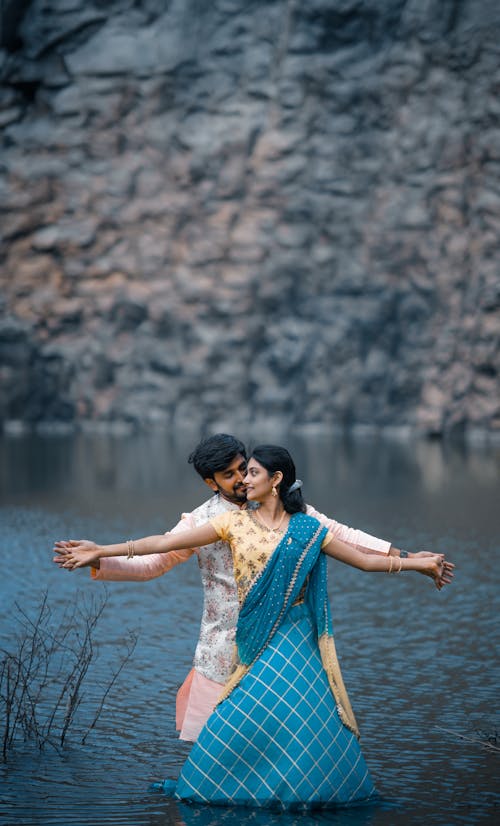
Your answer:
[0,431,498,826]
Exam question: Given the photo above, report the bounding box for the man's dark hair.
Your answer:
[188,434,247,480]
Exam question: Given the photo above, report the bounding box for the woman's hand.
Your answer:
[437,558,455,589]
[53,539,100,570]
[407,551,454,589]
[419,555,454,590]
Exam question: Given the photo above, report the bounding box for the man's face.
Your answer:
[205,454,248,504]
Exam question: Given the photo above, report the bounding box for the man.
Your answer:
[54,433,452,741]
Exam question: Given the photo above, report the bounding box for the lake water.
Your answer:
[0,431,498,826]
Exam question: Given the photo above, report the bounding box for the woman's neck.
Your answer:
[255,501,287,534]
[258,497,284,519]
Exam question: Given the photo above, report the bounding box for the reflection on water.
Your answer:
[0,431,498,826]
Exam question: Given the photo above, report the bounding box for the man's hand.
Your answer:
[53,539,99,570]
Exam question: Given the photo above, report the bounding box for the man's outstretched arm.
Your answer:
[306,504,454,588]
[306,504,391,554]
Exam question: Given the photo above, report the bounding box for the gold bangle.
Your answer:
[126,539,135,559]
[387,556,394,574]
[395,556,402,573]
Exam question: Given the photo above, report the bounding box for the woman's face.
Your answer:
[244,458,276,502]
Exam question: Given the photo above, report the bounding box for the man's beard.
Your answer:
[219,483,247,505]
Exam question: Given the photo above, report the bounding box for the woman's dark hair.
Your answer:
[250,444,306,514]
[188,433,247,480]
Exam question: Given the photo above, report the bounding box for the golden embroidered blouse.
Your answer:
[210,510,333,604]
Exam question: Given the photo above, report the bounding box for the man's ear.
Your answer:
[204,477,218,493]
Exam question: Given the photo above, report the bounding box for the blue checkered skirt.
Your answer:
[166,603,376,810]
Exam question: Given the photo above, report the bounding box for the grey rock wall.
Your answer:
[1,0,499,440]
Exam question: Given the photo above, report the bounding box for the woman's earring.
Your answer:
[272,486,278,497]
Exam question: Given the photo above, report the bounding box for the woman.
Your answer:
[59,445,448,811]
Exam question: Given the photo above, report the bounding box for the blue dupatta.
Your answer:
[236,512,327,665]
[228,511,359,736]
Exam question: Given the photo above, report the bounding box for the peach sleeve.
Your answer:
[306,505,391,554]
[91,513,196,582]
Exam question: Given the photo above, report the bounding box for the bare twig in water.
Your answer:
[0,591,138,759]
[435,725,500,752]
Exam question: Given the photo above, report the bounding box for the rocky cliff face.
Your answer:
[1,0,499,440]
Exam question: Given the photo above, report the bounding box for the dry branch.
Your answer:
[0,590,137,759]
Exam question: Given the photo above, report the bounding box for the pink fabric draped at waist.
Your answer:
[176,668,224,742]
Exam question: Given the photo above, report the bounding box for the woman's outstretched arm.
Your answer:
[322,534,450,589]
[54,523,219,570]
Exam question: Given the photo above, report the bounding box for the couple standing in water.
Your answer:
[54,435,453,811]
